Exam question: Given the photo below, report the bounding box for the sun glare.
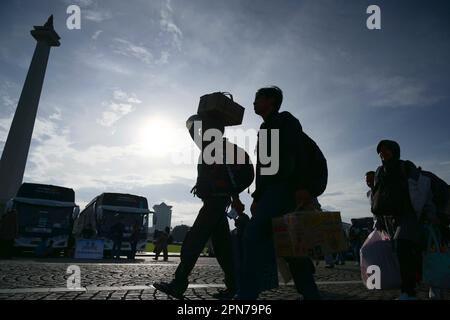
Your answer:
[137,117,177,156]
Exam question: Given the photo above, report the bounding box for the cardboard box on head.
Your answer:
[197,92,245,127]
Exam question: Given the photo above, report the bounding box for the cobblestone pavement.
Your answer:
[0,256,448,300]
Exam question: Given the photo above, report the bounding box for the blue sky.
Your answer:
[0,0,449,226]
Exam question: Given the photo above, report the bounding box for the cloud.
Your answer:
[96,89,142,127]
[97,102,135,127]
[49,107,62,121]
[0,80,18,112]
[1,92,16,109]
[91,30,103,40]
[113,38,154,65]
[84,9,113,22]
[67,0,94,7]
[78,51,132,75]
[334,74,443,109]
[112,89,142,104]
[160,0,183,50]
[0,115,13,142]
[65,0,112,22]
[366,76,442,108]
[21,115,195,194]
[321,191,345,197]
[168,201,201,226]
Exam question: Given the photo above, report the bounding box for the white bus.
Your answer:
[5,183,79,252]
[73,193,150,259]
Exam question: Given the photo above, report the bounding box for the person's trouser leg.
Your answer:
[352,243,360,264]
[155,245,162,259]
[324,254,334,266]
[286,257,321,300]
[114,241,122,259]
[395,239,419,296]
[237,184,295,299]
[131,241,137,259]
[163,245,168,260]
[210,213,235,291]
[173,197,230,292]
[112,241,117,259]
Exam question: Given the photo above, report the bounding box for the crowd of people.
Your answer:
[153,86,449,300]
[0,86,448,300]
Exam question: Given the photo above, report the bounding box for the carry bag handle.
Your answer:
[221,92,234,101]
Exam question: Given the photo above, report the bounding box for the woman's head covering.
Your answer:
[376,139,401,161]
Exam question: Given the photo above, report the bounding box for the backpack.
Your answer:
[194,142,254,197]
[300,132,328,197]
[419,169,449,216]
[225,144,255,194]
[371,167,409,217]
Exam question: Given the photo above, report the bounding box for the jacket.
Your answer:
[374,160,437,242]
[252,111,309,201]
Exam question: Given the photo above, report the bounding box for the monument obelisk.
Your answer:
[0,15,60,205]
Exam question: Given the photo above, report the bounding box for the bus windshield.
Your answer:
[97,209,147,238]
[17,202,73,236]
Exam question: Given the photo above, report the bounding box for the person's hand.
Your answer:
[231,197,245,214]
[250,200,258,217]
[295,189,312,210]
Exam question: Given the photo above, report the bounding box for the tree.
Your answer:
[171,225,190,243]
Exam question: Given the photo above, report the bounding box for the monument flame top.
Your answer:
[31,15,61,47]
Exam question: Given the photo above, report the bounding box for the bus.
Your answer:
[4,183,79,252]
[72,193,150,259]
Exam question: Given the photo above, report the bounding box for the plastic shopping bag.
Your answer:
[360,230,401,289]
[422,225,450,288]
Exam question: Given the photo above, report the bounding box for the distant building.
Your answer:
[151,202,172,233]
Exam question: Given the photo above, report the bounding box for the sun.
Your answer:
[137,117,177,156]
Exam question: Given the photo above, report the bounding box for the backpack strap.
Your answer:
[222,142,238,197]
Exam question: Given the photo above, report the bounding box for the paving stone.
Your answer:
[1,257,449,300]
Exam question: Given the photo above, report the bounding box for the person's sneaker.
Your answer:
[212,288,236,300]
[325,264,335,269]
[153,281,185,300]
[397,293,417,300]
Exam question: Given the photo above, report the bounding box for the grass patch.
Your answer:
[145,243,182,253]
[144,242,209,255]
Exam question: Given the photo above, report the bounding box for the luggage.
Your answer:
[272,211,347,258]
[422,225,450,288]
[197,92,245,126]
[360,230,401,289]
